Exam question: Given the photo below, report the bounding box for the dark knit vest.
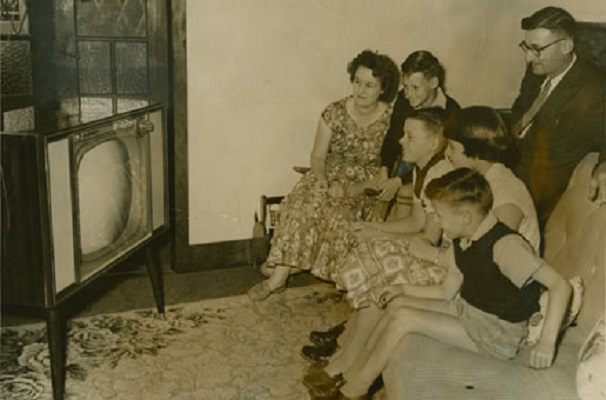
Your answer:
[453,222,543,323]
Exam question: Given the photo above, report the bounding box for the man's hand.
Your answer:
[376,177,402,202]
[589,161,606,205]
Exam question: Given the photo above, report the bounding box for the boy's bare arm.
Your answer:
[492,203,524,233]
[363,200,427,234]
[421,212,443,245]
[528,264,572,369]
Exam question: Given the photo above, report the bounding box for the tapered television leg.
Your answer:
[145,245,165,316]
[46,304,66,400]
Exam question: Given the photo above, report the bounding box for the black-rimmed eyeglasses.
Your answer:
[519,38,566,57]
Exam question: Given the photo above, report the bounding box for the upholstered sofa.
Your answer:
[382,153,606,400]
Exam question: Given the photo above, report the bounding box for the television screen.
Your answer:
[77,139,131,254]
[73,118,152,280]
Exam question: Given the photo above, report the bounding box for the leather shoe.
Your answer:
[308,385,364,400]
[309,322,346,346]
[301,341,337,363]
[304,367,344,390]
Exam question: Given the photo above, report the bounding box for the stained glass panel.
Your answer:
[2,106,34,131]
[78,41,112,95]
[115,41,148,94]
[0,40,32,96]
[117,98,148,113]
[80,97,113,123]
[0,0,29,35]
[76,0,147,38]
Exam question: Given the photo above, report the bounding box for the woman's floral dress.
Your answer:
[335,157,454,309]
[336,233,447,309]
[266,96,393,282]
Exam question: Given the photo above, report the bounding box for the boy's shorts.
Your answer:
[454,297,528,360]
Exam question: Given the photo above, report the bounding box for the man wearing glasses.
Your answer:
[511,6,606,231]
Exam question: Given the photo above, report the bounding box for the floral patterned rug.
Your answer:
[1,284,350,400]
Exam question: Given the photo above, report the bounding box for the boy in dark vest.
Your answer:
[304,168,571,400]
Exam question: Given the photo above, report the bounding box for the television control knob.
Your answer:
[137,119,154,136]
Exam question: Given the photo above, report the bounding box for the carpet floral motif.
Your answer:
[1,284,350,400]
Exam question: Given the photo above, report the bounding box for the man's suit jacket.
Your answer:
[511,58,606,227]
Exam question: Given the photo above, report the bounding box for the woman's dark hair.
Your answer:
[347,50,400,103]
[401,50,446,89]
[425,167,493,215]
[446,106,517,166]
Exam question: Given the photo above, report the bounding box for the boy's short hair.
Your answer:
[425,168,493,215]
[401,50,446,89]
[406,106,447,137]
[446,106,516,166]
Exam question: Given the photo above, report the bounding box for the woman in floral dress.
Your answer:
[248,50,400,301]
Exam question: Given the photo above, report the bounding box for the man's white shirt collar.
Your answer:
[544,53,577,96]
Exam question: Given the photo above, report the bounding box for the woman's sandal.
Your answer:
[246,280,285,301]
[258,263,298,294]
[259,262,275,278]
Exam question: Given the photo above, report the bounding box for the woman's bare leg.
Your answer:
[265,265,292,289]
[248,264,296,301]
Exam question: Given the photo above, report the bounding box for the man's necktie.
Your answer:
[516,79,552,138]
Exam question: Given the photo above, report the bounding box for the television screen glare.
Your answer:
[77,139,132,255]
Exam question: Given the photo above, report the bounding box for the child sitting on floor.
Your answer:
[304,168,571,400]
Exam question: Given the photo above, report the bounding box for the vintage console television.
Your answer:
[1,104,168,399]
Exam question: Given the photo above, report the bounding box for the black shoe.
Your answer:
[309,388,362,400]
[301,341,338,363]
[309,322,346,346]
[304,370,345,390]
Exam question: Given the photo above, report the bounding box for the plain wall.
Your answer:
[187,0,606,244]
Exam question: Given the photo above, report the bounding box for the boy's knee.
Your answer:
[393,306,431,331]
[386,307,417,333]
[384,303,405,323]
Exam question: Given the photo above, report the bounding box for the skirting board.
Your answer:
[171,238,267,272]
